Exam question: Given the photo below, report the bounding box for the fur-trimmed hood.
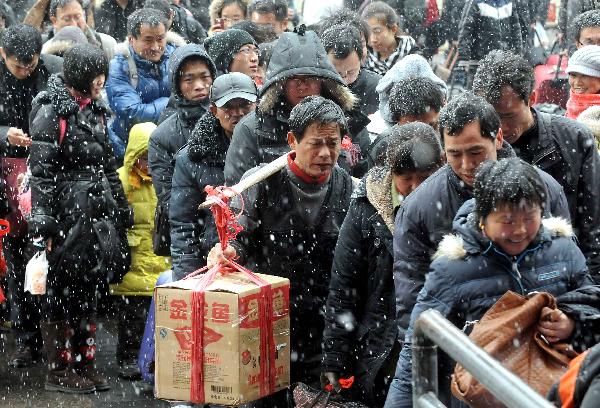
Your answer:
[433,199,574,261]
[42,39,76,57]
[258,30,356,114]
[187,111,229,166]
[208,0,250,24]
[360,166,395,232]
[34,74,107,117]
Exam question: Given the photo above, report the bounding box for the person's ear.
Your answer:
[128,35,135,46]
[50,16,57,27]
[390,23,399,36]
[479,218,486,236]
[287,131,297,150]
[0,48,5,61]
[495,128,504,150]
[528,90,538,107]
[210,105,217,116]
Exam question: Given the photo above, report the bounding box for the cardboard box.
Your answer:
[154,271,290,405]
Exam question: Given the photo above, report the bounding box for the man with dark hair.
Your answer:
[94,0,143,43]
[560,5,600,49]
[321,24,380,115]
[43,0,117,60]
[389,76,445,130]
[0,23,62,369]
[210,95,353,390]
[106,8,185,162]
[472,49,600,281]
[386,92,571,407]
[565,10,600,48]
[248,0,288,35]
[143,0,207,44]
[319,7,370,66]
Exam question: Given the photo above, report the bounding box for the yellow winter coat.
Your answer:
[110,122,170,296]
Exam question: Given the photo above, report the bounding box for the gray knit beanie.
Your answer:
[566,45,600,78]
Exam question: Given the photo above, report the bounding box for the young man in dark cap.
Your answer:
[170,72,258,280]
[204,28,260,82]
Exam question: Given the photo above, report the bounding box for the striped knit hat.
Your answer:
[566,45,600,78]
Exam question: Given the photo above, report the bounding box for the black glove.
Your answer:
[320,371,341,393]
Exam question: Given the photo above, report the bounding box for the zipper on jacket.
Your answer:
[511,257,525,295]
[532,148,555,166]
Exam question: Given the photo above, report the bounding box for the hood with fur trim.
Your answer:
[433,199,574,261]
[363,166,395,232]
[259,29,356,114]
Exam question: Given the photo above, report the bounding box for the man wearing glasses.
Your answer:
[204,28,260,82]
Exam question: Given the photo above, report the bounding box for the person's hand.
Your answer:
[538,307,575,343]
[7,127,32,147]
[207,244,236,267]
[557,32,565,44]
[320,372,341,393]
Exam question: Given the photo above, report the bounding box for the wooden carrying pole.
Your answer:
[198,151,291,209]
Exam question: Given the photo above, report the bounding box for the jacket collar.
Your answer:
[187,111,229,165]
[528,108,557,164]
[364,166,395,232]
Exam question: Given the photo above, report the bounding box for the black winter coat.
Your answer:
[458,0,528,61]
[386,200,596,408]
[224,30,359,185]
[170,112,228,280]
[149,45,216,210]
[322,167,397,406]
[28,74,131,279]
[94,0,143,42]
[170,4,207,44]
[393,159,571,336]
[515,109,600,281]
[0,54,63,159]
[231,164,353,376]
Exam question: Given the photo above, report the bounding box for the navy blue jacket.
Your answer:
[384,200,595,408]
[393,160,571,337]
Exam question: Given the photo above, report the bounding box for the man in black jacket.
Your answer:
[0,24,62,368]
[148,44,216,256]
[94,0,143,42]
[210,96,353,391]
[392,92,571,339]
[473,50,600,281]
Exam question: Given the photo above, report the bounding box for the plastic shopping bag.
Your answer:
[24,251,48,295]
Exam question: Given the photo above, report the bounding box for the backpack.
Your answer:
[18,117,67,219]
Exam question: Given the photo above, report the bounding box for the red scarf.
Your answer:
[566,90,600,119]
[287,152,330,185]
[424,0,440,27]
[75,96,92,111]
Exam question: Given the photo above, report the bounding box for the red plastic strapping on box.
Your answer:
[186,186,275,403]
[204,185,243,250]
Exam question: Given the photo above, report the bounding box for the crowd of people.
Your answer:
[0,0,600,407]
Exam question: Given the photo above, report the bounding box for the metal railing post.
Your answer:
[412,324,439,408]
[412,309,555,408]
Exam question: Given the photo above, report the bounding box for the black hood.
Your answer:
[168,44,217,104]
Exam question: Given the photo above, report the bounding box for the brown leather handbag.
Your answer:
[451,291,578,408]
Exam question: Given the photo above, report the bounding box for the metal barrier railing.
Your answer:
[412,309,556,408]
